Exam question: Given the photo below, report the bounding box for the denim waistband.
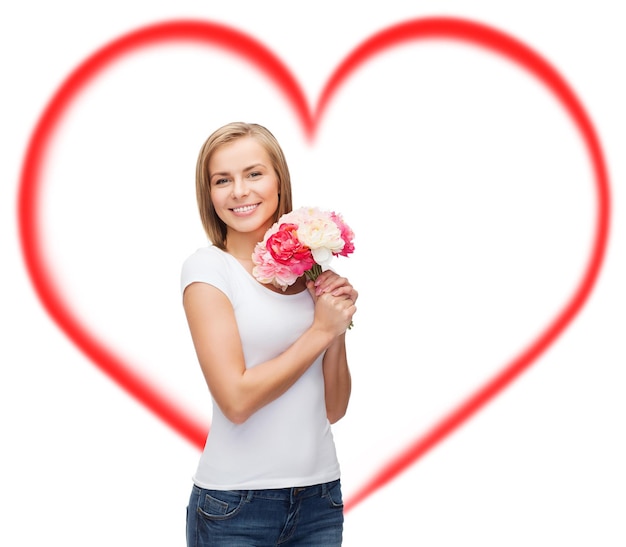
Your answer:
[200,479,340,504]
[254,479,339,503]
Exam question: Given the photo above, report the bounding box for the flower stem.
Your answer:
[304,263,323,281]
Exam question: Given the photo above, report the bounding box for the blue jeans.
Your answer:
[186,479,344,546]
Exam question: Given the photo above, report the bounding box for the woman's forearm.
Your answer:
[322,333,352,423]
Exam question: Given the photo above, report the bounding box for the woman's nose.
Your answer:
[231,177,250,198]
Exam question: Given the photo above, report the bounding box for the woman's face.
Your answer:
[208,136,280,241]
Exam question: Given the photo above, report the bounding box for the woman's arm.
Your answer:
[308,271,358,423]
[322,333,351,423]
[183,281,354,424]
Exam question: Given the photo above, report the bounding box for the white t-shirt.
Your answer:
[181,245,340,490]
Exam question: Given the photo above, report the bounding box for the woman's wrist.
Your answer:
[307,323,337,350]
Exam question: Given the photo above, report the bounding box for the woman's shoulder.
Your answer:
[183,244,227,266]
[181,245,233,294]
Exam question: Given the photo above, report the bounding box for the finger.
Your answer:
[330,285,357,299]
[306,279,317,300]
[315,275,347,295]
[328,286,358,305]
[313,270,336,284]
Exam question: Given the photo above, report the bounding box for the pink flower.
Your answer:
[330,212,355,257]
[252,241,300,289]
[266,223,315,275]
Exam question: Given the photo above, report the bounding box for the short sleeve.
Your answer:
[180,246,232,300]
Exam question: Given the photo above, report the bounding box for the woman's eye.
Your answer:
[249,171,261,178]
[214,178,229,185]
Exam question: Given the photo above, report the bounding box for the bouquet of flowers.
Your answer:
[252,206,355,292]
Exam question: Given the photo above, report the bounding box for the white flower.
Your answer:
[311,246,334,268]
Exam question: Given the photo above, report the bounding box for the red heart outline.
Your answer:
[17,17,610,513]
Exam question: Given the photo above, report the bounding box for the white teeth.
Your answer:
[232,204,258,213]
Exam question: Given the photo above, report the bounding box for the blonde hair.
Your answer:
[195,122,293,249]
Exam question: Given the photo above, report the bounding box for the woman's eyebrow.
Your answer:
[243,163,266,171]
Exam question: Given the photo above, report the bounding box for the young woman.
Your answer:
[182,122,357,546]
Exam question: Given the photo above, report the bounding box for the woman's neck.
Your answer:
[224,231,261,261]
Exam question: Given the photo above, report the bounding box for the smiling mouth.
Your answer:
[231,204,260,213]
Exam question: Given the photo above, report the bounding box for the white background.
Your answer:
[2,1,625,545]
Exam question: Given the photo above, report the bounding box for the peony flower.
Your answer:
[297,217,343,264]
[330,212,355,257]
[266,223,315,274]
[252,240,300,289]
